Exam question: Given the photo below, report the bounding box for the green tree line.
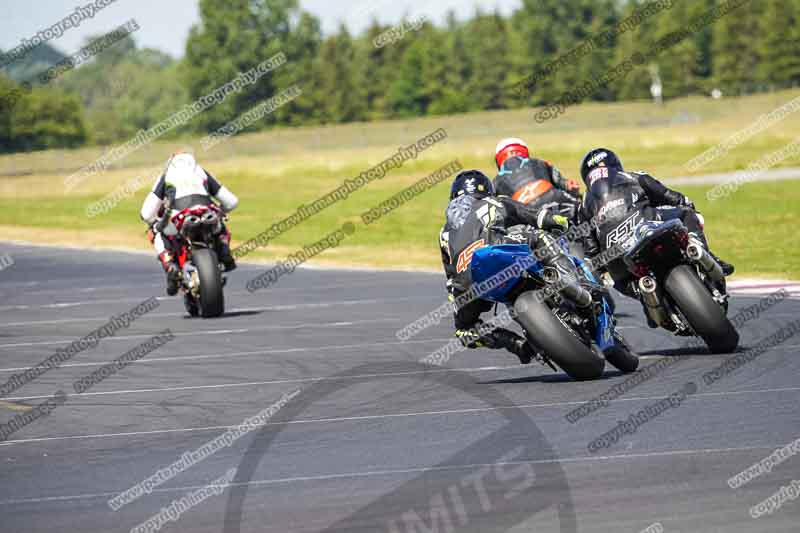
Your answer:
[1,0,799,154]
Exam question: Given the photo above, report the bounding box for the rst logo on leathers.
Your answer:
[457,239,486,273]
[606,211,641,249]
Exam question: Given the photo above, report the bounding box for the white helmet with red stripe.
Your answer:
[495,138,530,169]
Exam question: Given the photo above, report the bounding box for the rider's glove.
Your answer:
[539,211,570,233]
[566,179,582,199]
[665,190,695,210]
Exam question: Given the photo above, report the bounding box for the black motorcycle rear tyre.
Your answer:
[664,264,738,353]
[514,292,605,380]
[194,248,225,318]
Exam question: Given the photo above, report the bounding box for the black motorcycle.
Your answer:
[612,209,739,353]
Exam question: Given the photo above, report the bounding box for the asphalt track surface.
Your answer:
[0,243,798,533]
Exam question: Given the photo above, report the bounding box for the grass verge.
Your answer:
[1,90,798,278]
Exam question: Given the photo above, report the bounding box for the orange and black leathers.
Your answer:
[493,156,580,216]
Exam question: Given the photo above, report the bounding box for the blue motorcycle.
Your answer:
[471,234,638,380]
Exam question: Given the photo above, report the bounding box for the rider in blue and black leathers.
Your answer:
[439,170,569,364]
[578,148,734,300]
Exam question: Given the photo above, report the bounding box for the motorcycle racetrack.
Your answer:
[0,243,799,533]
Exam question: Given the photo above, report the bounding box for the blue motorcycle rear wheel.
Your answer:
[514,292,605,380]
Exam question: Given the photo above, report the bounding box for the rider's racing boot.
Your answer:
[216,230,237,272]
[159,251,180,296]
[710,252,735,276]
[218,244,237,272]
[690,231,734,276]
[486,329,535,365]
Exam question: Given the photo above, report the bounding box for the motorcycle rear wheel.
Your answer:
[664,264,738,354]
[514,292,605,380]
[194,248,225,318]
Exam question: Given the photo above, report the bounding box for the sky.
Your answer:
[0,0,519,59]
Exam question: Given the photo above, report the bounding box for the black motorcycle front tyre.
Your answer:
[604,336,639,373]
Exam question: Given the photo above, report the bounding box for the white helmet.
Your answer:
[168,151,197,172]
[494,138,530,169]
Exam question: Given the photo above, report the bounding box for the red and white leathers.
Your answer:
[140,153,238,272]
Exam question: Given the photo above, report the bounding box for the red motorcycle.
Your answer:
[161,203,227,318]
